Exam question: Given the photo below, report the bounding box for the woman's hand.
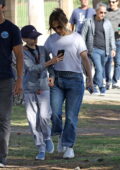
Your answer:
[111,50,116,57]
[86,78,94,94]
[48,77,54,87]
[36,89,43,94]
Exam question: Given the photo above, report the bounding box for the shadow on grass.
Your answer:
[8,102,120,169]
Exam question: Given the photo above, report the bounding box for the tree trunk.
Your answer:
[92,0,101,8]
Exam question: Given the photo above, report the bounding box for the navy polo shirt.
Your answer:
[0,20,22,80]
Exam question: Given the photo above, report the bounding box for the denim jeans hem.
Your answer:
[62,142,74,148]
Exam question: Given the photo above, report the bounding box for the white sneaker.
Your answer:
[99,87,106,96]
[93,85,100,95]
[0,163,5,168]
[112,82,120,89]
[106,82,112,90]
[63,147,75,159]
[57,136,66,153]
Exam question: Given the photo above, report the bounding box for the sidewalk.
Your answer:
[84,88,120,102]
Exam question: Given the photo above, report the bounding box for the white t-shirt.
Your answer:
[44,32,87,73]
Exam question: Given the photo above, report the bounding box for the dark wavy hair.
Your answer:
[49,8,68,31]
[0,0,6,7]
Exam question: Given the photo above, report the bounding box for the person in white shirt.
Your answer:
[45,8,93,159]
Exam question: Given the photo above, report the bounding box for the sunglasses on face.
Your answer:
[100,11,107,14]
[52,25,63,31]
[109,1,117,4]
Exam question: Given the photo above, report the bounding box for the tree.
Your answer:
[93,0,101,8]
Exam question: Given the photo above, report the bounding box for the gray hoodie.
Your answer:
[23,46,55,93]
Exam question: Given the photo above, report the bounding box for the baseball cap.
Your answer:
[21,25,42,39]
[0,0,6,6]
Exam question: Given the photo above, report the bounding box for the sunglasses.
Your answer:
[100,11,107,14]
[52,25,63,31]
[109,1,117,4]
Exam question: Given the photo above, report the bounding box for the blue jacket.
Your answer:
[81,16,116,55]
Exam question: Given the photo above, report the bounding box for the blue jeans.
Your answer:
[91,48,108,87]
[50,73,84,147]
[0,79,13,160]
[105,40,120,84]
[113,40,120,83]
[105,56,113,83]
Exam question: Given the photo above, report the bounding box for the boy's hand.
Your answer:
[52,55,64,64]
[36,89,43,94]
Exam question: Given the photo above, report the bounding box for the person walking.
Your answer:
[69,0,95,33]
[105,0,120,89]
[0,0,23,167]
[21,25,63,160]
[81,2,116,95]
[45,8,93,159]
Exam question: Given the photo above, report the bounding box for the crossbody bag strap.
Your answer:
[25,45,40,64]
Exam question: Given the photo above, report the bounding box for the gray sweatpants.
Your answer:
[24,91,52,152]
[0,79,13,159]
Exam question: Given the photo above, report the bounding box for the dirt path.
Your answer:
[84,88,120,102]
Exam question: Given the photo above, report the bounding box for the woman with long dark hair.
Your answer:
[45,8,93,159]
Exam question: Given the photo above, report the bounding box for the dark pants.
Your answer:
[0,79,13,160]
[105,40,120,84]
[113,40,120,83]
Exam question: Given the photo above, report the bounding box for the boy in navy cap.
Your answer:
[21,25,63,160]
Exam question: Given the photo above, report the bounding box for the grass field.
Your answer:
[7,97,120,170]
